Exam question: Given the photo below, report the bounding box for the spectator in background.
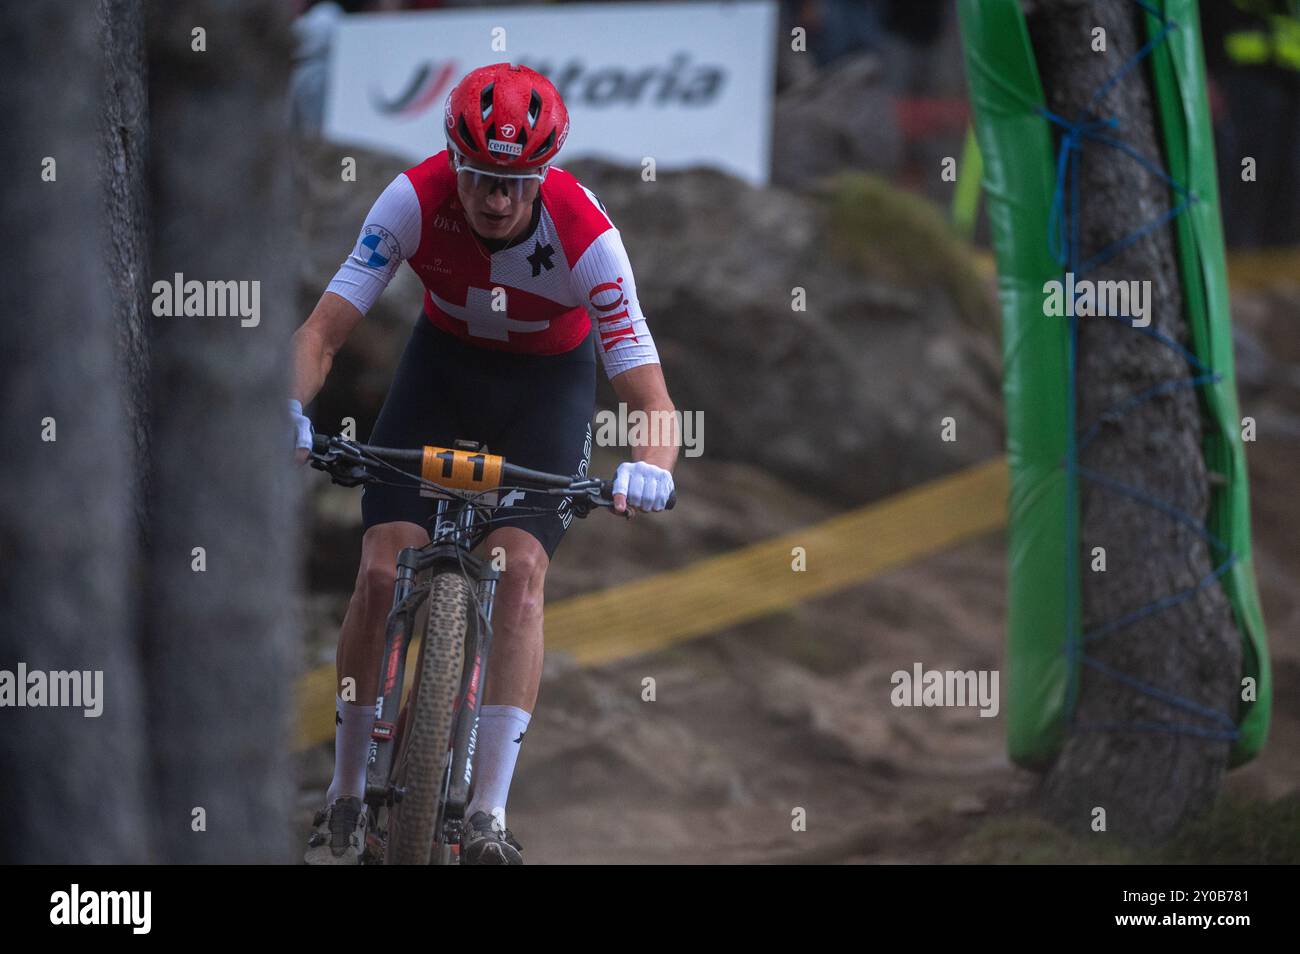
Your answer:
[781,0,946,72]
[291,0,413,136]
[808,0,885,67]
[291,1,344,136]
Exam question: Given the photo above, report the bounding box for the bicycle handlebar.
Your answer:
[309,434,676,512]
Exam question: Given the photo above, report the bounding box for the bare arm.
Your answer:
[609,362,678,473]
[292,291,364,407]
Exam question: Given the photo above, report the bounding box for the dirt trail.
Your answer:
[511,532,1021,864]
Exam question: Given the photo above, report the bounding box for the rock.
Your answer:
[770,53,902,188]
[950,793,987,816]
[569,158,1003,504]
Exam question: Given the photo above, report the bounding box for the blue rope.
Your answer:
[1073,720,1239,742]
[1088,10,1177,108]
[1128,315,1216,371]
[1078,656,1237,733]
[1076,373,1220,452]
[1038,0,1239,744]
[1082,555,1237,644]
[1072,465,1231,551]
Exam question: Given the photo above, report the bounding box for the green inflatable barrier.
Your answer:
[957,0,1270,768]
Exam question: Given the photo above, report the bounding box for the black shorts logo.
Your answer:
[557,422,593,531]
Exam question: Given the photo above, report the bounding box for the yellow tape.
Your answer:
[295,456,1010,750]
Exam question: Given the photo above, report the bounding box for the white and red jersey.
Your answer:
[326,151,658,379]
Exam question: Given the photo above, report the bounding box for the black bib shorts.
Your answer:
[360,313,597,559]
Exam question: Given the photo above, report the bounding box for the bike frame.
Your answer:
[363,493,501,849]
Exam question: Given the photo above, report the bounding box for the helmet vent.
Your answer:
[479,83,494,121]
[527,89,543,128]
[456,114,481,154]
[526,129,556,163]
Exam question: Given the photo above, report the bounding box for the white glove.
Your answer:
[612,460,674,512]
[289,398,314,451]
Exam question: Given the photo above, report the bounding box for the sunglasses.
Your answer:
[451,152,549,200]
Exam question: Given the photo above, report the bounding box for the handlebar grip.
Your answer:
[601,480,677,511]
[312,432,330,454]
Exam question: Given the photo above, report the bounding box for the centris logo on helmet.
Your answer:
[487,138,524,157]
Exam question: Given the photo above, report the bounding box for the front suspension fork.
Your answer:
[363,545,426,810]
[443,573,498,831]
[362,543,499,820]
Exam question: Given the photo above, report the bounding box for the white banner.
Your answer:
[323,1,776,184]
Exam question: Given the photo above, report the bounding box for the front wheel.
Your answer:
[384,571,470,865]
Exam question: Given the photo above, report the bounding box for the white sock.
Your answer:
[326,696,375,804]
[467,705,531,826]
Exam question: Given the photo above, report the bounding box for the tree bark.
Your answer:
[143,0,300,862]
[100,0,153,549]
[1025,0,1239,842]
[0,2,151,863]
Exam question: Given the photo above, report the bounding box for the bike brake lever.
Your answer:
[331,466,371,488]
[308,454,370,487]
[572,491,632,520]
[597,497,633,520]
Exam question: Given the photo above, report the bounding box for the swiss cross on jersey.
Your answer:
[401,152,638,356]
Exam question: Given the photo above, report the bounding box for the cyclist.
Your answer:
[292,63,678,865]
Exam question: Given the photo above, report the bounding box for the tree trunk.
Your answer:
[0,2,151,863]
[100,0,153,549]
[143,0,300,863]
[1025,0,1239,842]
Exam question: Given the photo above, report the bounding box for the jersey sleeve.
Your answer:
[571,228,660,380]
[324,173,422,315]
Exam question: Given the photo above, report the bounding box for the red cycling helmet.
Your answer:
[444,63,570,170]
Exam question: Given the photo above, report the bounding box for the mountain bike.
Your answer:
[308,432,674,864]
